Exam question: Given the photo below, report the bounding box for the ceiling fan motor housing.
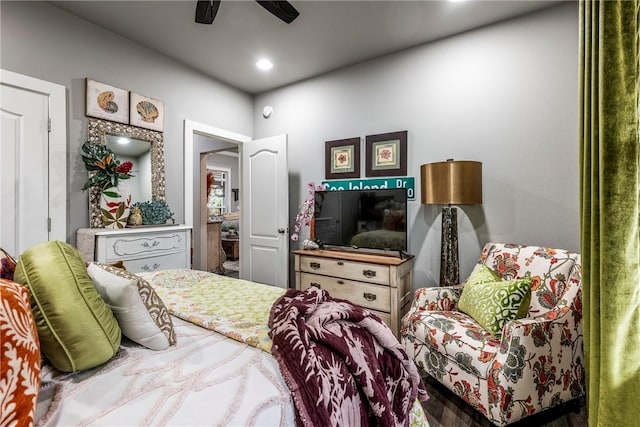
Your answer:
[195,0,299,25]
[195,0,220,25]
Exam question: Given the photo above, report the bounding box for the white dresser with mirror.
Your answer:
[79,117,191,273]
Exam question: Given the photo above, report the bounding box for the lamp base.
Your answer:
[440,206,459,287]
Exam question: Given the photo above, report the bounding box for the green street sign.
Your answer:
[321,177,416,200]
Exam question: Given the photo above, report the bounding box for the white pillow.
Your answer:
[87,263,176,350]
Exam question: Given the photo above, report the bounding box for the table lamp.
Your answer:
[421,160,482,286]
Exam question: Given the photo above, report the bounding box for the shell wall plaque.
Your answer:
[85,79,129,124]
[130,93,164,132]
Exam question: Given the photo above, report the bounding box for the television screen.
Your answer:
[313,188,407,252]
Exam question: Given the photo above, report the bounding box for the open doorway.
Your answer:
[183,120,250,273]
[184,119,290,287]
[206,151,240,278]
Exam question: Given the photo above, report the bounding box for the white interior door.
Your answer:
[0,70,66,257]
[1,84,49,255]
[241,135,288,287]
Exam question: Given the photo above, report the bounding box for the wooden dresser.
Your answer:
[207,221,224,273]
[78,225,191,273]
[293,249,414,337]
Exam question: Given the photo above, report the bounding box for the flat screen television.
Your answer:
[313,188,407,252]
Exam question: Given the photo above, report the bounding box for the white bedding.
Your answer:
[35,268,429,427]
[36,317,295,426]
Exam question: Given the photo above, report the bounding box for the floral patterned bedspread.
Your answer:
[138,269,285,353]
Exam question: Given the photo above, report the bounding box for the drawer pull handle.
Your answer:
[141,241,160,248]
[141,263,160,271]
[362,269,377,278]
[310,262,321,270]
[363,292,377,302]
[310,282,321,289]
[337,280,344,285]
[337,261,344,266]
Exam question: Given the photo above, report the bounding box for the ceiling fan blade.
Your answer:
[195,0,221,25]
[255,1,299,24]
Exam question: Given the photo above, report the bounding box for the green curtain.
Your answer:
[580,1,640,426]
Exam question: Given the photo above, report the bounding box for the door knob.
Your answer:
[277,228,286,234]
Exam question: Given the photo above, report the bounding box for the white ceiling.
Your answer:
[50,0,561,95]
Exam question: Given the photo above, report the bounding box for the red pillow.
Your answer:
[0,247,17,280]
[0,278,41,426]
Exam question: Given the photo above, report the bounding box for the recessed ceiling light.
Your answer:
[256,59,273,71]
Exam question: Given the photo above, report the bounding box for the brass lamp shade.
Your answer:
[421,160,482,205]
[421,160,483,287]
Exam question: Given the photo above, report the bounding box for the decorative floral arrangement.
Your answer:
[81,140,134,191]
[130,200,174,225]
[291,181,326,242]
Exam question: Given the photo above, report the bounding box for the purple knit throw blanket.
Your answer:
[268,287,428,427]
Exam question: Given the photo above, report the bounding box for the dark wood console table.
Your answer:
[222,238,239,260]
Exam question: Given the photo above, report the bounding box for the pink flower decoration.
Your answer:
[291,181,322,242]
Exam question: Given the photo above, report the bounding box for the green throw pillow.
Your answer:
[14,241,121,372]
[464,263,501,286]
[458,277,532,337]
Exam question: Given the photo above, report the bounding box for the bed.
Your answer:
[3,242,429,427]
[35,316,294,426]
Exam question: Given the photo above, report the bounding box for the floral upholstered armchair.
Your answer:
[401,243,584,426]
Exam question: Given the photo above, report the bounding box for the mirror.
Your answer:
[105,135,152,203]
[87,118,165,228]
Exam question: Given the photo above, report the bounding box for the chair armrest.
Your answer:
[500,294,581,344]
[499,308,577,360]
[494,307,584,397]
[410,284,465,312]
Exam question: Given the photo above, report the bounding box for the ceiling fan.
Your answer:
[195,1,300,25]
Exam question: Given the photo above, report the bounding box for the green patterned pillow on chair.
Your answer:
[458,277,532,337]
[464,263,500,286]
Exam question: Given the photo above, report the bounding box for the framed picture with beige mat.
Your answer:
[325,137,361,179]
[85,79,129,124]
[130,92,164,132]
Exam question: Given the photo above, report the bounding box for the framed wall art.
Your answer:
[365,130,407,177]
[85,79,129,124]
[130,92,164,132]
[325,137,361,179]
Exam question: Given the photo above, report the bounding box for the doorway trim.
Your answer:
[183,119,250,270]
[1,69,67,242]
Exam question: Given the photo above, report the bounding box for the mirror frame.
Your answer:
[87,117,165,228]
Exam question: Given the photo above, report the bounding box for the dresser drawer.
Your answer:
[300,272,391,313]
[293,250,414,338]
[298,256,389,286]
[371,310,391,329]
[101,231,187,262]
[122,252,188,273]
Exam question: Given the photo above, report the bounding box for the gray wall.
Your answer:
[253,3,579,287]
[0,1,253,243]
[2,1,580,288]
